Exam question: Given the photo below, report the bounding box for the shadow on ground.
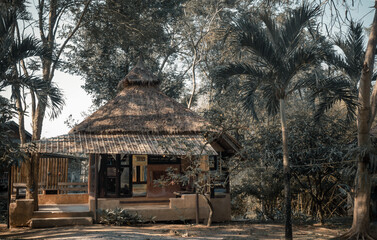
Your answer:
[0,221,374,240]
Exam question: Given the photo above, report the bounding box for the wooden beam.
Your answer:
[94,154,99,223]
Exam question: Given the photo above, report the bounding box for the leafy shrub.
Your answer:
[97,208,145,225]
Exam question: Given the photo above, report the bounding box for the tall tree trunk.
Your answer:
[28,82,48,211]
[280,98,292,240]
[14,89,26,144]
[202,194,213,227]
[15,86,35,204]
[341,1,377,239]
[23,0,91,211]
[29,0,55,209]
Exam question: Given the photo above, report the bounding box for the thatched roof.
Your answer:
[117,60,160,88]
[26,133,217,156]
[70,61,211,134]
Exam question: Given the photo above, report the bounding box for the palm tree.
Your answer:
[0,2,65,144]
[215,4,328,239]
[0,1,65,209]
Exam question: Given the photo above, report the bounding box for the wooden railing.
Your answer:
[58,182,88,194]
[11,182,88,199]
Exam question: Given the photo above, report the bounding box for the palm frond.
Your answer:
[36,82,65,120]
[347,21,364,62]
[332,20,365,83]
[260,84,279,116]
[213,62,266,80]
[0,1,31,22]
[258,10,282,50]
[286,45,318,75]
[46,83,65,120]
[280,3,321,51]
[312,76,358,122]
[233,14,279,67]
[0,35,44,77]
[239,77,261,120]
[9,75,65,119]
[10,36,44,61]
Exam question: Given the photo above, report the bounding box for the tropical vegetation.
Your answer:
[1,0,377,239]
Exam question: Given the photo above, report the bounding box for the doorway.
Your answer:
[99,154,132,198]
[132,155,147,196]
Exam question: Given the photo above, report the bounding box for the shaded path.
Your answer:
[0,222,357,240]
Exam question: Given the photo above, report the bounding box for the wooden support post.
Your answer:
[129,155,133,196]
[94,154,99,223]
[88,155,91,194]
[196,192,199,224]
[116,154,120,197]
[7,166,11,229]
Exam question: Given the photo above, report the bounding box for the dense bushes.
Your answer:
[229,108,356,223]
[97,208,155,225]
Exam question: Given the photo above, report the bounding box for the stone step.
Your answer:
[33,211,92,218]
[30,217,93,228]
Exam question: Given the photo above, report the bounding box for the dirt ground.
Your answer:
[0,221,376,240]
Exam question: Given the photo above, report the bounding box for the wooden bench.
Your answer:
[58,182,88,194]
[12,182,88,197]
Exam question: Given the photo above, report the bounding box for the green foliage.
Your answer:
[97,208,152,225]
[230,117,284,220]
[310,21,366,122]
[0,1,42,81]
[230,104,356,222]
[332,20,365,86]
[64,0,186,106]
[0,96,25,170]
[154,156,228,196]
[213,3,331,120]
[0,0,65,120]
[289,110,355,222]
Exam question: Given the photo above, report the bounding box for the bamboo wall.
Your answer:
[11,157,68,191]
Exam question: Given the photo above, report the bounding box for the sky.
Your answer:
[1,0,377,139]
[36,71,92,138]
[2,70,92,138]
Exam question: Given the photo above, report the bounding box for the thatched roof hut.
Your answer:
[19,60,239,219]
[29,60,241,156]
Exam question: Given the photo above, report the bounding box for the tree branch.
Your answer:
[50,0,92,82]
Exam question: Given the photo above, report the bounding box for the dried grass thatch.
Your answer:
[27,133,217,155]
[117,60,160,89]
[70,62,212,134]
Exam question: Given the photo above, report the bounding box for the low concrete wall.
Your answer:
[211,194,231,222]
[162,194,230,222]
[91,194,231,223]
[38,194,88,204]
[9,199,34,227]
[88,196,121,213]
